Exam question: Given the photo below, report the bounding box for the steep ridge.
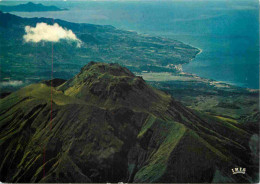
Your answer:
[0,62,257,183]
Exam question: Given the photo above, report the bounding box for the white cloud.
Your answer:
[23,23,82,47]
[0,80,23,87]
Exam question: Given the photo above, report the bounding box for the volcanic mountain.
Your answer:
[0,62,257,183]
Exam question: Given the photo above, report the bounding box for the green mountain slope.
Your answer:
[0,62,258,183]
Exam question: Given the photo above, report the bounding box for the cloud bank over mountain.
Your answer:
[23,23,82,47]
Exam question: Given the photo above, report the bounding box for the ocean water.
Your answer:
[3,0,259,89]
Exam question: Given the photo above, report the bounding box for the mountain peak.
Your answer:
[58,62,170,111]
[80,61,135,77]
[26,2,35,5]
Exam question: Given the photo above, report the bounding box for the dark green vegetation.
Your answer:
[0,62,258,183]
[148,73,259,121]
[0,12,199,92]
[0,2,68,12]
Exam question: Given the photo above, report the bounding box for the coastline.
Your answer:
[1,11,258,91]
[180,45,259,90]
[197,48,203,55]
[142,43,259,92]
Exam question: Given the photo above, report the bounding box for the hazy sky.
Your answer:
[1,0,256,1]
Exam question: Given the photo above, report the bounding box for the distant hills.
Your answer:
[0,2,68,12]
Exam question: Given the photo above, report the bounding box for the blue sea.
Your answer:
[2,0,259,89]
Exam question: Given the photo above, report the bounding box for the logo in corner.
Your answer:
[231,167,246,174]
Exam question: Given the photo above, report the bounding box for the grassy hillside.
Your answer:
[0,62,258,183]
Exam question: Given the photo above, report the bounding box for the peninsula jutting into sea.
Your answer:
[0,1,259,183]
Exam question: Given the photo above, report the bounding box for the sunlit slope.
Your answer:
[0,62,256,183]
